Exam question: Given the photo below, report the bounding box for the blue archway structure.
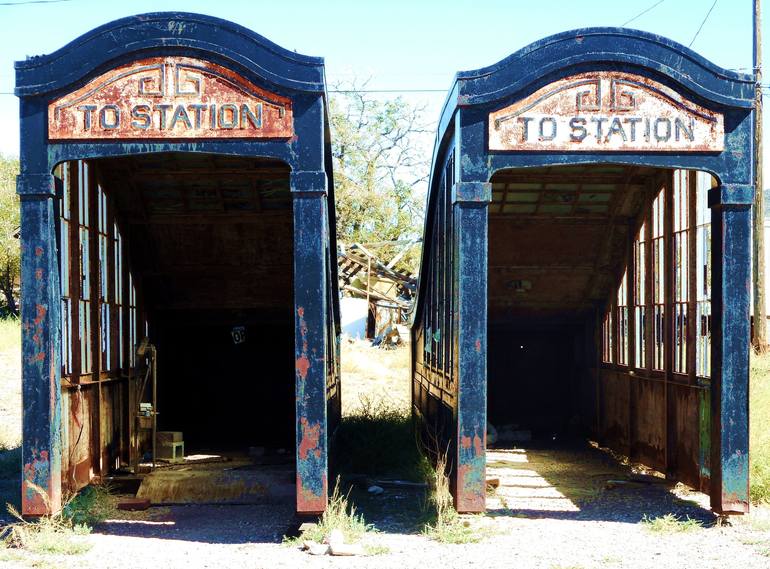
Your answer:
[412,28,753,514]
[15,12,340,515]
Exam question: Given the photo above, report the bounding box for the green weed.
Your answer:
[285,478,374,546]
[1,484,93,556]
[62,484,115,527]
[641,513,703,533]
[421,451,486,544]
[333,396,428,481]
[364,543,391,555]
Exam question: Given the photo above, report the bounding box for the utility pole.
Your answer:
[754,0,767,351]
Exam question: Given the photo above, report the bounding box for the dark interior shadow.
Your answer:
[0,445,21,525]
[94,503,298,545]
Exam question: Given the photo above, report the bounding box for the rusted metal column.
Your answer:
[292,170,329,514]
[453,180,490,513]
[17,101,62,515]
[18,93,62,516]
[709,183,752,514]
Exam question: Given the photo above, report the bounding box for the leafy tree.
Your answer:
[329,81,430,273]
[0,155,20,316]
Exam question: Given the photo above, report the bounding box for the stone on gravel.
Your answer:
[329,542,364,556]
[303,541,329,555]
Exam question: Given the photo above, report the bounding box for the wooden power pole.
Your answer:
[754,0,767,351]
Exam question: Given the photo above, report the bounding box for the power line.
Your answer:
[621,0,666,27]
[689,0,719,47]
[0,0,73,5]
[0,88,444,94]
[329,89,445,93]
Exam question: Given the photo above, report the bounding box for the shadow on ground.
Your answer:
[1,440,717,545]
[485,439,716,525]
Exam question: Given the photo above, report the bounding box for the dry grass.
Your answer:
[340,335,410,416]
[422,451,485,544]
[285,477,373,545]
[0,483,103,557]
[641,513,703,533]
[751,353,770,504]
[0,317,21,450]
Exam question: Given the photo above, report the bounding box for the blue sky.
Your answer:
[0,0,759,165]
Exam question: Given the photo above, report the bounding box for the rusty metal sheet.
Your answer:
[489,72,724,152]
[48,56,293,140]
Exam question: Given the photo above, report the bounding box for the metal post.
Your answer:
[453,180,490,513]
[151,346,157,468]
[754,0,767,350]
[18,172,62,516]
[710,183,752,514]
[291,170,329,515]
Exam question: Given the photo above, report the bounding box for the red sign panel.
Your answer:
[48,57,293,140]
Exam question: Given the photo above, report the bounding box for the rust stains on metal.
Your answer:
[22,448,58,515]
[296,471,327,514]
[48,56,294,140]
[296,306,310,380]
[296,356,310,380]
[298,418,322,460]
[456,463,485,512]
[489,72,725,152]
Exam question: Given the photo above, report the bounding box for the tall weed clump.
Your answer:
[1,483,114,556]
[333,396,426,480]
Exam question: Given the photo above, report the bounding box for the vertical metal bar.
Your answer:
[122,221,134,471]
[688,172,698,383]
[69,163,81,380]
[753,0,767,349]
[453,180,490,514]
[151,346,157,468]
[665,171,675,476]
[645,181,654,375]
[292,170,329,515]
[709,184,751,514]
[627,226,635,454]
[87,163,102,475]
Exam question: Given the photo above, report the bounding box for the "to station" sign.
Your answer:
[48,56,294,140]
[488,72,724,152]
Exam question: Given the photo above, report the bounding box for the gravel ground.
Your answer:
[2,442,769,569]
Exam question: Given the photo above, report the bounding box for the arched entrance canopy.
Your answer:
[16,12,339,516]
[412,27,754,514]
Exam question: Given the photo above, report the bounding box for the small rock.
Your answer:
[329,543,364,556]
[367,485,384,495]
[303,541,329,555]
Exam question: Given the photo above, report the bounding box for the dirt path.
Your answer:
[2,442,769,569]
